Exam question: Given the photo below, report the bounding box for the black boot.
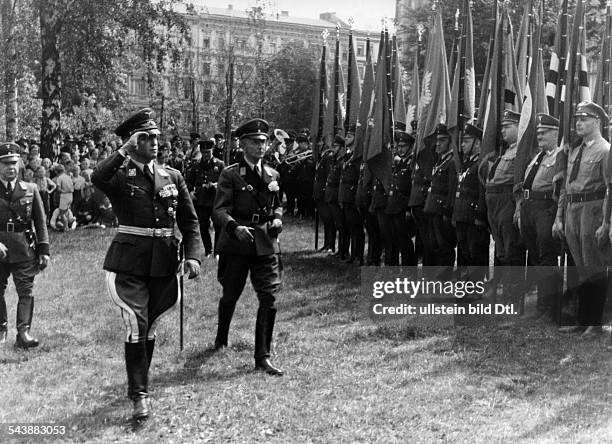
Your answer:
[15,328,39,349]
[125,342,149,420]
[15,295,38,348]
[146,339,155,371]
[214,302,236,350]
[254,307,283,376]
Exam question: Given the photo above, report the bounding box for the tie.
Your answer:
[522,150,546,191]
[255,164,262,178]
[144,166,154,183]
[488,156,502,180]
[569,144,584,183]
[6,181,13,194]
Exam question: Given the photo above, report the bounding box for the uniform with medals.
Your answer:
[185,140,225,256]
[338,136,364,265]
[91,109,203,419]
[213,118,284,376]
[385,131,416,266]
[0,142,49,348]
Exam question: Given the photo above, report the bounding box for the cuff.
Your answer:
[226,220,239,235]
[37,243,50,256]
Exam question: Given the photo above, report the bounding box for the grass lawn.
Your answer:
[0,218,611,443]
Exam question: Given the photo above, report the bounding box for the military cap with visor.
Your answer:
[574,101,609,123]
[115,108,161,138]
[463,123,483,140]
[198,140,215,150]
[435,123,449,137]
[395,131,415,145]
[536,113,559,130]
[0,142,21,162]
[501,109,521,125]
[234,118,270,140]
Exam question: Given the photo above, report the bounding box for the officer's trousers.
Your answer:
[376,210,396,265]
[343,203,365,263]
[455,221,490,281]
[360,209,382,265]
[520,199,562,314]
[411,206,435,266]
[388,212,417,266]
[564,199,612,326]
[486,191,524,266]
[330,202,349,258]
[316,200,335,251]
[427,214,456,267]
[105,272,179,400]
[195,205,215,255]
[0,259,39,332]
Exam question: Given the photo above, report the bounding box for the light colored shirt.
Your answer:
[523,146,562,193]
[0,178,17,191]
[487,143,517,186]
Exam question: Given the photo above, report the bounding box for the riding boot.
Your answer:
[146,339,155,371]
[15,296,38,348]
[254,307,283,376]
[125,342,149,419]
[214,301,236,349]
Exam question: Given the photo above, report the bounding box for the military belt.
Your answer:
[0,221,29,232]
[485,184,513,194]
[117,225,175,237]
[522,190,554,201]
[567,189,606,203]
[237,214,275,225]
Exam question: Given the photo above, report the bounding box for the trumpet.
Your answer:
[283,149,312,165]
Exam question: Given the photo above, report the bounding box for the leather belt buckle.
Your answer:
[251,213,260,223]
[523,189,530,200]
[152,228,164,237]
[6,222,14,232]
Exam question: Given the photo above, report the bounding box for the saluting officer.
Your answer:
[213,118,284,376]
[517,114,562,321]
[186,140,225,257]
[92,109,203,420]
[338,132,364,264]
[385,131,416,266]
[424,124,456,268]
[554,102,611,337]
[0,142,49,348]
[313,141,336,253]
[483,110,525,301]
[450,123,489,281]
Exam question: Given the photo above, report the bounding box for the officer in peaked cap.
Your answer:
[424,123,456,272]
[384,130,416,266]
[0,142,49,348]
[213,132,225,161]
[228,130,243,165]
[313,134,337,254]
[483,109,525,312]
[554,101,612,338]
[338,126,363,264]
[326,134,350,260]
[517,113,562,322]
[450,123,489,283]
[281,129,300,217]
[186,140,225,257]
[213,118,285,376]
[92,108,203,421]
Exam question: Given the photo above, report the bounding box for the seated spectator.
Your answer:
[97,196,118,228]
[74,186,98,227]
[50,207,76,231]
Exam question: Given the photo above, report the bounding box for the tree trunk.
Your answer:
[2,0,18,141]
[39,0,62,159]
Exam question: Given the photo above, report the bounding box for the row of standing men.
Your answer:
[314,102,612,342]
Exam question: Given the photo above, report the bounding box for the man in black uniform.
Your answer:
[213,118,284,376]
[213,133,225,161]
[356,161,381,265]
[0,142,50,348]
[186,140,225,257]
[385,131,416,265]
[326,135,350,260]
[295,132,315,218]
[228,131,243,165]
[409,138,435,265]
[92,109,203,420]
[338,132,364,264]
[424,124,457,268]
[450,123,489,281]
[313,142,336,253]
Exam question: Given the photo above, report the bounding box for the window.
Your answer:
[218,37,225,49]
[184,57,191,70]
[184,80,192,99]
[202,88,211,102]
[357,44,364,57]
[131,78,147,97]
[342,52,347,61]
[203,38,210,49]
[270,43,277,53]
[202,62,211,75]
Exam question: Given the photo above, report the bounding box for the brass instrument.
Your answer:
[283,149,312,165]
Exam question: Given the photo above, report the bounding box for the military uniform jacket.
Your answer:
[424,151,453,217]
[338,154,359,204]
[324,153,344,204]
[451,153,487,224]
[408,148,433,207]
[385,155,412,214]
[370,179,388,211]
[355,162,373,211]
[91,151,203,277]
[185,157,225,207]
[313,150,334,201]
[214,159,283,256]
[0,181,49,263]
